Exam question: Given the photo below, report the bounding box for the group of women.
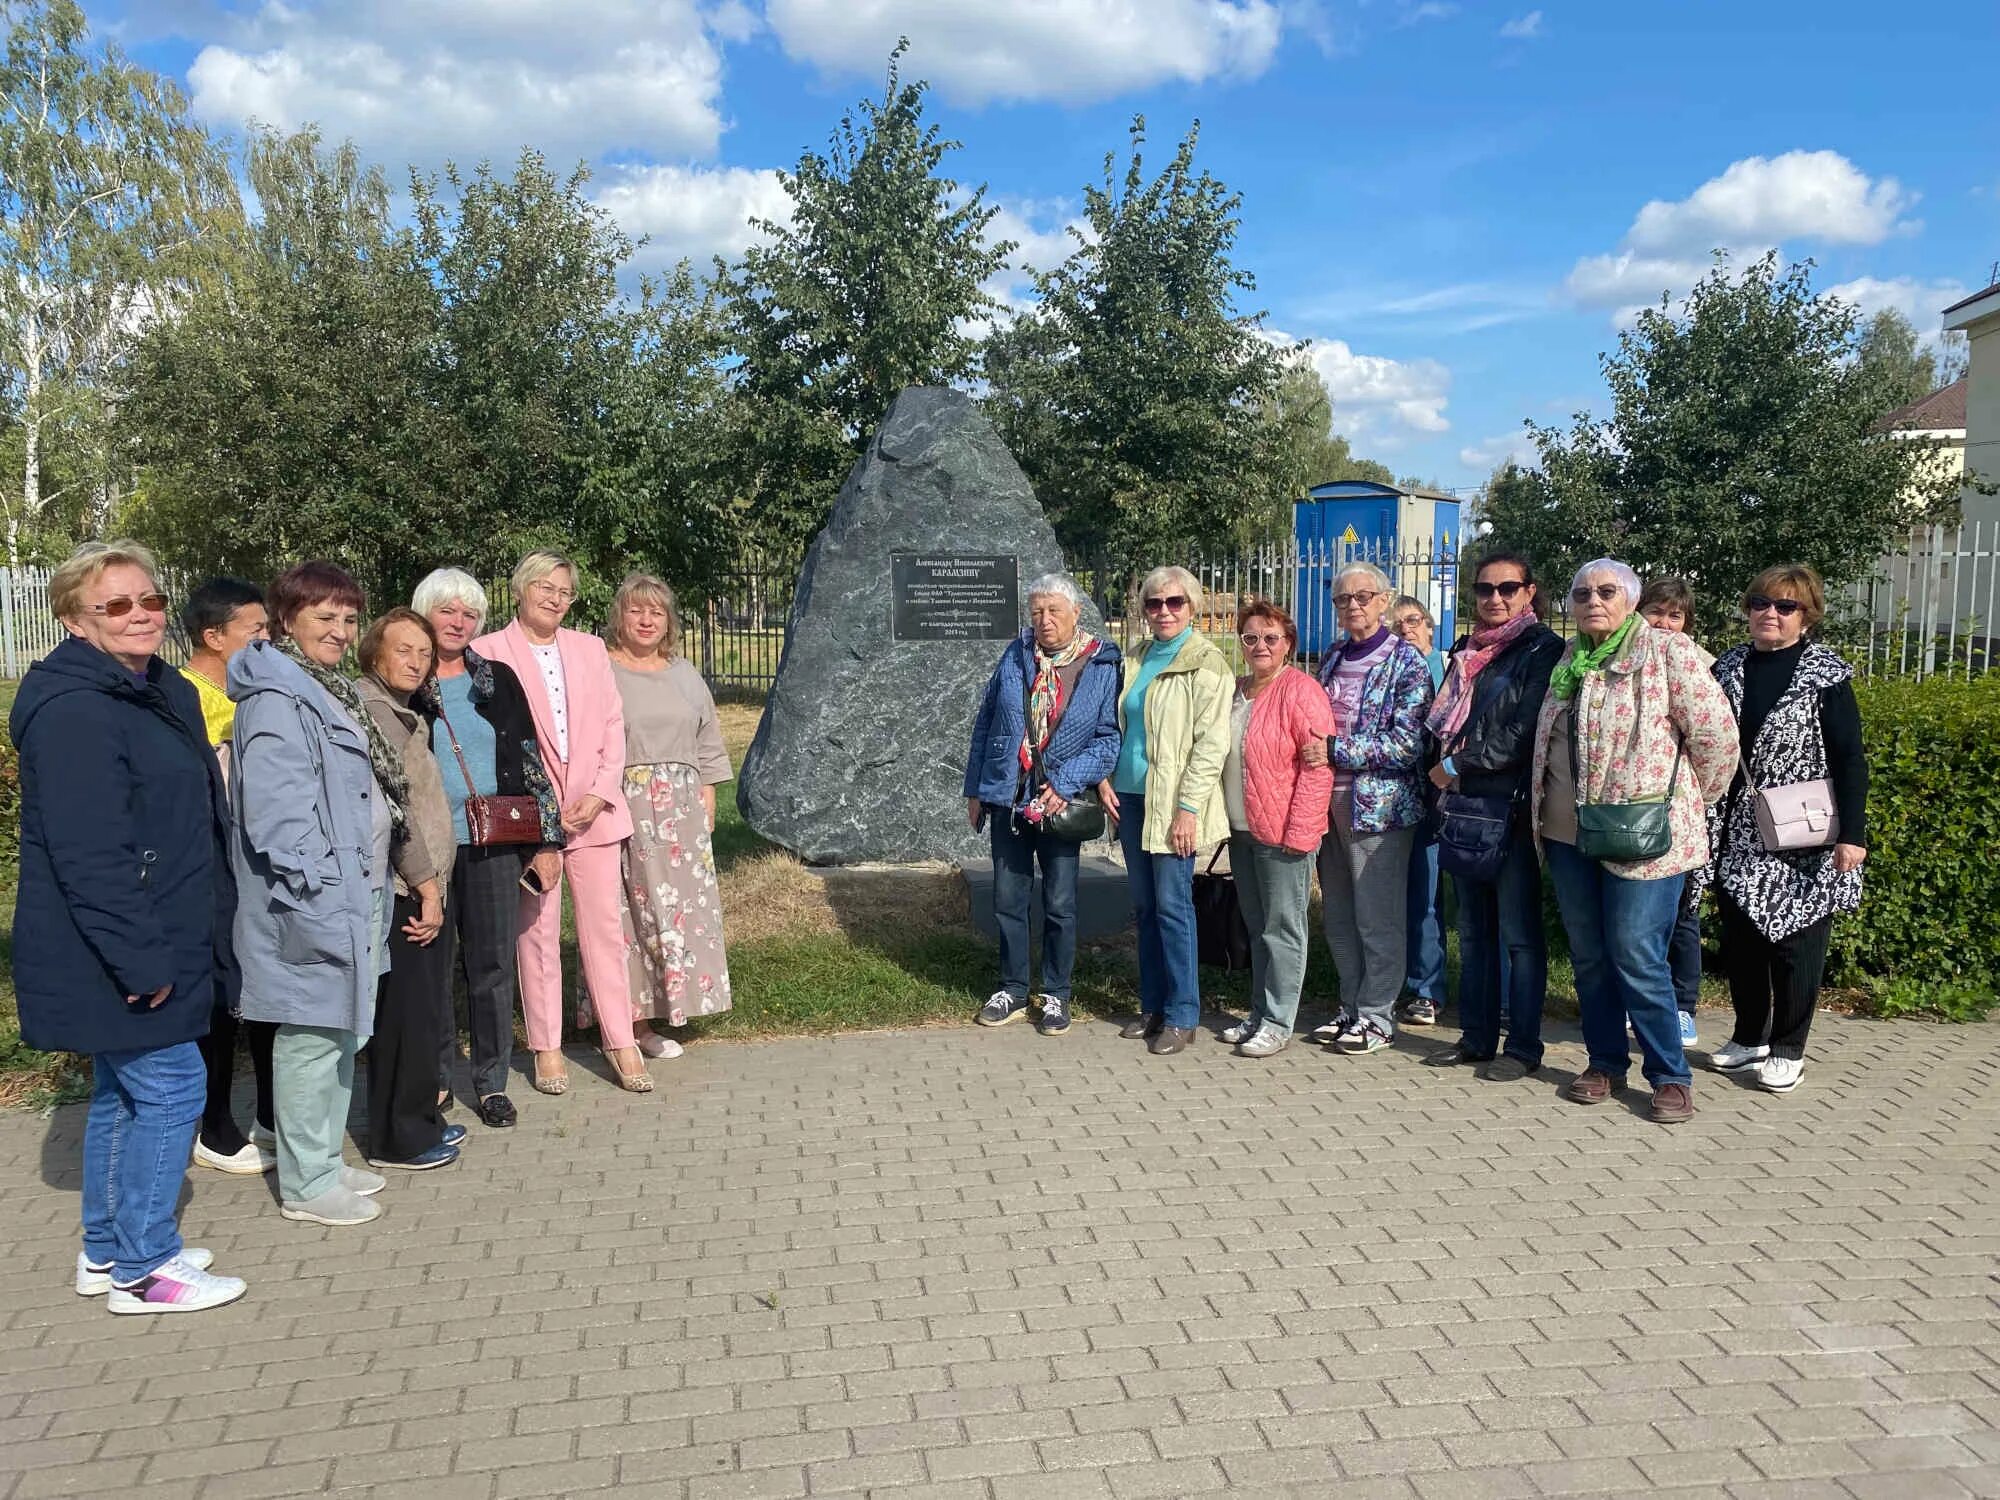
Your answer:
[967,556,1868,1127]
[11,543,733,1314]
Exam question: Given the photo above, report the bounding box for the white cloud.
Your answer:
[761,0,1283,104]
[594,164,793,269]
[1458,429,1536,472]
[1498,10,1543,39]
[1626,151,1918,255]
[1270,329,1452,445]
[187,2,727,170]
[1824,276,1971,342]
[1562,249,1727,321]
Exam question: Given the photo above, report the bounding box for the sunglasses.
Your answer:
[85,593,169,619]
[1143,595,1188,612]
[1332,590,1380,608]
[1473,580,1527,600]
[1570,584,1624,604]
[1240,631,1287,648]
[1746,594,1803,617]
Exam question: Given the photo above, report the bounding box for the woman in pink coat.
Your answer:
[473,552,649,1095]
[1216,600,1335,1058]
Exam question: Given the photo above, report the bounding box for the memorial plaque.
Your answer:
[890,553,1020,641]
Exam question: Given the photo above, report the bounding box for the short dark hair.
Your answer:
[1472,549,1542,618]
[1237,597,1299,653]
[267,562,364,639]
[357,606,438,679]
[180,577,264,647]
[1639,576,1695,616]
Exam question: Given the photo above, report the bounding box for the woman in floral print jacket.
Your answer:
[1530,558,1737,1125]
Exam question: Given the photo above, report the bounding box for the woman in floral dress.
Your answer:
[603,573,734,1056]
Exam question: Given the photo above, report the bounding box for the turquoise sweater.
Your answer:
[1111,627,1191,796]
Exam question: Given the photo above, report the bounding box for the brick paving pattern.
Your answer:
[1,1012,1997,1499]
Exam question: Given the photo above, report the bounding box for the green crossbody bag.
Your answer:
[1569,705,1683,863]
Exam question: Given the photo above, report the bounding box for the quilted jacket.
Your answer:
[1238,666,1336,853]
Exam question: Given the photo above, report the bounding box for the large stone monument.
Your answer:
[737,387,1095,864]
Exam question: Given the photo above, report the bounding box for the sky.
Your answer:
[90,0,2000,491]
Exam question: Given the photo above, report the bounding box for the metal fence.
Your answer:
[1841,523,2000,680]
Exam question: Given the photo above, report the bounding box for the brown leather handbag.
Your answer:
[437,707,543,847]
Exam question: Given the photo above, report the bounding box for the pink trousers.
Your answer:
[516,842,634,1053]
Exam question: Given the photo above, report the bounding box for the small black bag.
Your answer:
[1434,790,1514,884]
[1193,847,1253,972]
[1028,745,1105,841]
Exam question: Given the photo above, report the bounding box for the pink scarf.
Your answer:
[1426,609,1539,748]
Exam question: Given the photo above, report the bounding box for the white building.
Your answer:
[1943,280,2000,524]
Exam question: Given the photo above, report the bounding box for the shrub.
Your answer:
[0,729,16,875]
[1833,672,2000,991]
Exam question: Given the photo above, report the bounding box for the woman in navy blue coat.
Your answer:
[962,573,1122,1037]
[9,542,246,1314]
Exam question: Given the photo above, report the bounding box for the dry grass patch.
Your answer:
[720,848,969,947]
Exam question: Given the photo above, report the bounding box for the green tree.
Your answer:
[718,42,1010,548]
[985,117,1288,559]
[1857,307,1939,412]
[1249,354,1394,538]
[1487,254,1956,638]
[0,0,239,564]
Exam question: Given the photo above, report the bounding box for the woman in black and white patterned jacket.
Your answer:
[1707,564,1867,1096]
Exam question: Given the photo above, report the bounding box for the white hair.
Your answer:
[1334,561,1393,596]
[1137,565,1203,616]
[411,567,490,628]
[1570,558,1643,606]
[1026,572,1084,610]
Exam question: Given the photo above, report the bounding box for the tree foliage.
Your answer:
[1482,254,1958,637]
[985,118,1290,559]
[1856,308,1941,413]
[1249,354,1394,539]
[718,41,1010,549]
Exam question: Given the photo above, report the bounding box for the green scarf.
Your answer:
[277,637,411,842]
[1549,613,1638,701]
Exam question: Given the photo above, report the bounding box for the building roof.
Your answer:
[1942,280,2000,316]
[1304,479,1460,505]
[1875,378,1968,435]
[1943,280,2000,331]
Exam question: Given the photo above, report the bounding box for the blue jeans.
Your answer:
[1670,874,1702,1015]
[1116,793,1201,1028]
[1545,841,1691,1088]
[989,807,1081,1000]
[1405,832,1445,1003]
[1452,825,1547,1066]
[82,1041,207,1282]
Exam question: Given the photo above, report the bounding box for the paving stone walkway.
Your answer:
[2,1011,1998,1500]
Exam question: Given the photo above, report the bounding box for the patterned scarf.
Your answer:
[1019,631,1099,772]
[1548,613,1638,701]
[278,637,411,842]
[1426,608,1539,746]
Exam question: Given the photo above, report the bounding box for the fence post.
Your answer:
[1,568,17,680]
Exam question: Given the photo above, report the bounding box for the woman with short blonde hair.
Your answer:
[609,572,681,659]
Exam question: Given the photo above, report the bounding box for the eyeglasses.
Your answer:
[1570,584,1624,604]
[1332,590,1380,608]
[1142,595,1188,612]
[529,582,577,603]
[1746,594,1803,617]
[1473,580,1527,600]
[1240,631,1287,648]
[85,593,169,618]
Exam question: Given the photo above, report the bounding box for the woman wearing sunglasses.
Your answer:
[1530,559,1737,1123]
[1706,565,1866,1095]
[10,542,247,1312]
[1421,550,1563,1081]
[1105,566,1233,1055]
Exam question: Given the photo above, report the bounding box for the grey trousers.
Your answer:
[1318,787,1416,1034]
[272,1023,360,1202]
[1230,833,1315,1035]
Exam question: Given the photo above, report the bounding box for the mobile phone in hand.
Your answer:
[520,863,546,895]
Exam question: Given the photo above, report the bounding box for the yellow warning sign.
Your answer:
[1339,524,1359,544]
[1442,530,1453,548]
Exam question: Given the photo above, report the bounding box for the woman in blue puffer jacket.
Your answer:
[963,574,1122,1036]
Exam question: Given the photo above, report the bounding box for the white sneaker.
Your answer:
[340,1165,387,1197]
[1710,1040,1769,1073]
[192,1139,276,1175]
[1756,1055,1804,1093]
[1236,1025,1289,1058]
[77,1247,212,1297]
[1220,1018,1257,1045]
[106,1254,246,1314]
[281,1185,384,1226]
[635,1032,684,1059]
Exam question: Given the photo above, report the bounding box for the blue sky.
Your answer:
[93,0,2000,489]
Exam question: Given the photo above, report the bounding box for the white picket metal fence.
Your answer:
[1842,523,2000,680]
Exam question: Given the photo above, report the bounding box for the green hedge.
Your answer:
[1833,672,2000,1005]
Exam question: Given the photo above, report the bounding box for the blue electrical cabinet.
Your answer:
[1295,480,1461,658]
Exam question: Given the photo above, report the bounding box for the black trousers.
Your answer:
[444,848,524,1101]
[197,1001,275,1154]
[1718,892,1834,1060]
[368,892,450,1162]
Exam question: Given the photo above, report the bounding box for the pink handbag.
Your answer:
[1755,778,1838,852]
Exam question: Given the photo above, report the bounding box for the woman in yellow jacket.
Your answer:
[1101,567,1233,1055]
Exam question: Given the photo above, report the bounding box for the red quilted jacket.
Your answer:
[1240,666,1336,852]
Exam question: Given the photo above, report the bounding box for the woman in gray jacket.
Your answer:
[230,562,404,1227]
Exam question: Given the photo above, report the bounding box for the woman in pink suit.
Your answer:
[473,552,650,1095]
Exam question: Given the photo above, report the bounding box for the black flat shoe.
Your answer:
[1148,1026,1195,1056]
[1421,1045,1495,1068]
[476,1094,518,1128]
[1120,1015,1165,1041]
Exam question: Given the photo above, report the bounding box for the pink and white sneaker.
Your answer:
[105,1254,246,1314]
[75,1247,213,1297]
